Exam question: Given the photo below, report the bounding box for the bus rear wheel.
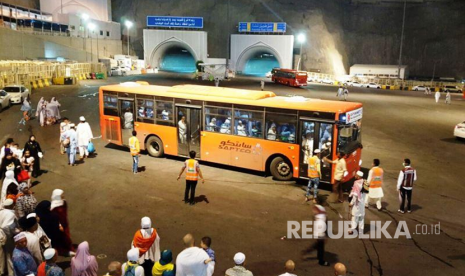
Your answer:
[146,136,164,157]
[270,156,293,181]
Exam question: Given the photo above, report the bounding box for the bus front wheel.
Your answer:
[146,136,164,157]
[270,156,293,181]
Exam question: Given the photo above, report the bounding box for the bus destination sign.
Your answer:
[345,108,363,124]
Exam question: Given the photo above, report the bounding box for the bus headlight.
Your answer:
[359,159,362,166]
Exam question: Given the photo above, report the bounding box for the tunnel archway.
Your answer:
[149,39,198,73]
[236,44,283,76]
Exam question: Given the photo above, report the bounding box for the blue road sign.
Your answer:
[238,22,286,33]
[147,16,203,29]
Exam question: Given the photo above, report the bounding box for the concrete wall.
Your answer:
[112,0,465,78]
[62,14,121,40]
[40,0,110,21]
[0,27,123,61]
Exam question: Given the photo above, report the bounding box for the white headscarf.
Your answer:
[1,171,18,206]
[35,97,45,116]
[141,217,153,235]
[50,189,64,210]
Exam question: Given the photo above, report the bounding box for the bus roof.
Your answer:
[273,68,306,74]
[100,83,362,114]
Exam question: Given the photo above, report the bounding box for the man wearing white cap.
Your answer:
[306,149,322,203]
[18,216,42,266]
[122,248,144,276]
[349,171,369,234]
[37,249,63,276]
[0,198,18,276]
[61,123,78,166]
[225,252,253,276]
[12,232,37,276]
[131,217,160,276]
[175,234,209,276]
[76,116,93,159]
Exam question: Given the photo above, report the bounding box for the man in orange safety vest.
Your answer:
[305,149,321,203]
[177,150,204,205]
[366,159,384,210]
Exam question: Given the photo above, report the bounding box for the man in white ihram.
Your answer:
[178,116,187,144]
[176,234,209,276]
[124,109,133,129]
[236,121,247,136]
[225,252,253,276]
[76,116,93,159]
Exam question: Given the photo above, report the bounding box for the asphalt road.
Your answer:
[0,73,464,276]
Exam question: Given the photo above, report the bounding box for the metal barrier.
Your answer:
[0,60,106,90]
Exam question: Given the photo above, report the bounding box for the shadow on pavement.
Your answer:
[441,137,465,144]
[194,195,209,204]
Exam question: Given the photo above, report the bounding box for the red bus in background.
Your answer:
[271,68,308,87]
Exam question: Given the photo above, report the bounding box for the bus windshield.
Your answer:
[337,119,362,154]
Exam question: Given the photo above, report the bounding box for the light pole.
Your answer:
[296,33,306,71]
[125,20,133,56]
[88,22,96,62]
[398,0,407,81]
[81,13,89,61]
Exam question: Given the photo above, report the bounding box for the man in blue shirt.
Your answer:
[12,232,37,276]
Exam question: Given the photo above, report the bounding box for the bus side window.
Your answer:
[156,100,173,122]
[103,93,118,116]
[137,99,154,122]
[205,106,232,134]
[234,109,263,138]
[265,113,297,143]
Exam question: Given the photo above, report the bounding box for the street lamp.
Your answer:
[80,13,89,61]
[297,33,306,71]
[125,20,133,56]
[88,22,96,62]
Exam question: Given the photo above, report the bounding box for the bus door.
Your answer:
[298,119,333,181]
[176,105,201,158]
[119,99,135,145]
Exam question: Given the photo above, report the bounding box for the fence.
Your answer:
[0,60,106,90]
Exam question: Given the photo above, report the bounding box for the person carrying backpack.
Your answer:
[122,248,145,276]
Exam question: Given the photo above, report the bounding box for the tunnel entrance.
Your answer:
[159,46,196,73]
[242,52,280,77]
[235,45,283,77]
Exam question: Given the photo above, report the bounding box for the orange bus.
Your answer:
[99,82,363,183]
[271,68,308,87]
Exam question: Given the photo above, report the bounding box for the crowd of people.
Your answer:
[0,131,353,276]
[19,97,61,126]
[0,136,43,181]
[34,97,62,127]
[59,116,94,166]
